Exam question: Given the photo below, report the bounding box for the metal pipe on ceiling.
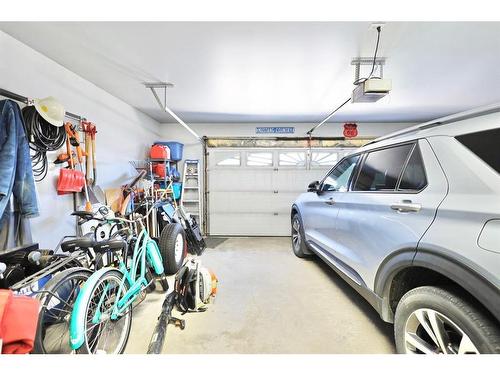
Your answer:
[145,83,202,142]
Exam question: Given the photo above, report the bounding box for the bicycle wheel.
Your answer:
[77,270,132,354]
[33,268,92,354]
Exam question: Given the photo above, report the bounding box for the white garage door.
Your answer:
[208,147,355,236]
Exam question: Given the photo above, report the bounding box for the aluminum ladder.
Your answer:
[180,159,201,221]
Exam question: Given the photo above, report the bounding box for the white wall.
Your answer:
[0,31,161,249]
[159,121,416,230]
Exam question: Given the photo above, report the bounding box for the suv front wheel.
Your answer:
[291,213,311,259]
[394,286,500,354]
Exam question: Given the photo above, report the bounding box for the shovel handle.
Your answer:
[85,200,92,213]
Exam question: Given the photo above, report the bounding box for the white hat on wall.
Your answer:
[34,96,65,127]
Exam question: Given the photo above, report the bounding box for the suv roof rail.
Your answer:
[367,102,500,146]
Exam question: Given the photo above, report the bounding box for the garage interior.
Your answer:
[0,19,499,355]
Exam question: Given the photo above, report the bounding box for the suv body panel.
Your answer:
[331,139,448,289]
[419,136,500,289]
[292,110,500,324]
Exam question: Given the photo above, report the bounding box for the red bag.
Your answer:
[150,145,170,160]
[0,290,40,354]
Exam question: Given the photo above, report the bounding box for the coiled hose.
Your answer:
[21,106,66,181]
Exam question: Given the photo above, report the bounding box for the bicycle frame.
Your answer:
[100,228,163,321]
[70,222,164,350]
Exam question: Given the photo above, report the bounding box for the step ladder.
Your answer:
[180,159,201,222]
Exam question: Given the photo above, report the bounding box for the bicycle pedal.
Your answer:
[169,317,186,330]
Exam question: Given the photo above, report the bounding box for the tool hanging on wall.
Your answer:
[82,121,97,186]
[56,123,85,195]
[65,122,92,212]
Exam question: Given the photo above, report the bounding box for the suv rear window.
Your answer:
[398,145,427,191]
[354,144,413,191]
[456,128,500,174]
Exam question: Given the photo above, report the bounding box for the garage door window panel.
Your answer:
[247,152,273,167]
[322,155,360,192]
[278,151,306,167]
[354,144,413,192]
[311,151,339,167]
[215,151,241,167]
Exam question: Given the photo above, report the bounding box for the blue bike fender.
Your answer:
[69,267,122,350]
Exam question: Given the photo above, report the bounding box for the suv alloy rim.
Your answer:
[404,308,479,354]
[174,233,184,263]
[292,218,301,250]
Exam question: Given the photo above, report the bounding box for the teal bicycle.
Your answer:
[69,200,184,354]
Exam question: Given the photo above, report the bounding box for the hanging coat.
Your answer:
[0,99,39,221]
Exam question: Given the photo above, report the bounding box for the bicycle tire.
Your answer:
[76,269,132,354]
[33,267,92,354]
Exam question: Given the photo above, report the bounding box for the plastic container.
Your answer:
[153,164,167,178]
[155,141,183,161]
[172,182,182,200]
[150,144,170,160]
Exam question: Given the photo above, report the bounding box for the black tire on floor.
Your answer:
[291,212,311,259]
[394,286,500,354]
[159,275,169,292]
[145,267,157,293]
[159,223,186,275]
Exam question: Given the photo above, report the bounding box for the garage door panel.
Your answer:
[273,169,327,191]
[209,169,274,191]
[209,191,303,214]
[208,147,346,236]
[210,213,291,236]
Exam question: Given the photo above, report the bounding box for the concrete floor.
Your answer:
[126,237,395,354]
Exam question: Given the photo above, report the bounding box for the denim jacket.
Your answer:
[0,100,39,220]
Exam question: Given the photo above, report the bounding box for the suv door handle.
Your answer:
[324,197,336,205]
[391,201,421,213]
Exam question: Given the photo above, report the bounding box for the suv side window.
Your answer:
[322,155,360,192]
[398,144,427,191]
[354,144,413,191]
[456,128,500,174]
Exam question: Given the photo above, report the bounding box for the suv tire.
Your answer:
[395,286,500,354]
[291,212,311,259]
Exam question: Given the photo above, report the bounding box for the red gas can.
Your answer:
[150,145,170,159]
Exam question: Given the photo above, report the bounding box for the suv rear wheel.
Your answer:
[394,286,500,354]
[291,213,311,259]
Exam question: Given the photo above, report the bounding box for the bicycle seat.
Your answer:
[61,237,96,253]
[93,238,126,254]
[71,211,96,221]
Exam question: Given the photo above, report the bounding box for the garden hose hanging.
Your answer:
[21,106,66,181]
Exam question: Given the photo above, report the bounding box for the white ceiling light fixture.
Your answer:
[144,82,202,141]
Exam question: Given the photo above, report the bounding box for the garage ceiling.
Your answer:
[1,22,499,123]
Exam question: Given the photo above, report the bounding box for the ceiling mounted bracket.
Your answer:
[144,82,202,142]
[351,57,386,81]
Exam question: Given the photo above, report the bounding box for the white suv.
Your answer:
[291,104,500,354]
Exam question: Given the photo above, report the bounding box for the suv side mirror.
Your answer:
[307,181,320,192]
